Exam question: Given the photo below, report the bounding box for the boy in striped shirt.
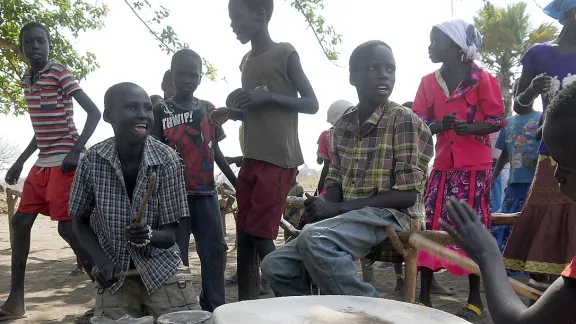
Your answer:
[1,22,101,322]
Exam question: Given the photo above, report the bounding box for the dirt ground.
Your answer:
[0,191,525,323]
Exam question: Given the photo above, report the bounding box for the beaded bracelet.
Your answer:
[130,225,153,248]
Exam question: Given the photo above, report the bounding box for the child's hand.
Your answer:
[61,150,81,173]
[95,263,121,288]
[529,73,553,95]
[233,90,272,110]
[5,163,23,185]
[440,198,501,265]
[226,88,243,108]
[441,111,457,130]
[209,108,230,127]
[126,222,153,246]
[302,193,340,224]
[453,120,472,135]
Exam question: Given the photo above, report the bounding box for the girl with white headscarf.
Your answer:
[412,19,506,321]
[316,100,353,197]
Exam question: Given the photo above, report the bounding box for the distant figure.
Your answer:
[316,100,353,197]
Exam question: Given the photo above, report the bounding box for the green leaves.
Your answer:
[0,0,340,116]
[0,0,108,115]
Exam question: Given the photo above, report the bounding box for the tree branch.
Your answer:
[0,38,26,61]
[292,1,343,67]
[123,0,174,52]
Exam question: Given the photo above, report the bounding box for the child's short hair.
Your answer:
[402,101,414,109]
[171,49,202,72]
[19,22,51,46]
[547,82,576,123]
[243,0,274,21]
[349,40,392,74]
[104,82,141,118]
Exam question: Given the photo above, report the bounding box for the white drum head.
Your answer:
[213,296,470,324]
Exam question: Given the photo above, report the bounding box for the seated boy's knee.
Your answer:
[57,220,74,239]
[294,226,320,252]
[260,251,280,281]
[11,212,35,232]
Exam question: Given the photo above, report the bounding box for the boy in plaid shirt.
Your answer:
[71,82,198,320]
[261,41,434,297]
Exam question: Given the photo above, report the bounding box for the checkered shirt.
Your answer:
[324,102,434,229]
[69,136,189,294]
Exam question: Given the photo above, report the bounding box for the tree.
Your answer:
[0,0,109,116]
[1,0,340,116]
[474,1,558,116]
[0,136,20,171]
[128,0,343,80]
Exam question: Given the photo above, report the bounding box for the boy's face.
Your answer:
[108,86,154,145]
[172,57,201,97]
[162,79,176,99]
[229,0,262,44]
[544,119,576,200]
[21,27,50,65]
[351,45,396,106]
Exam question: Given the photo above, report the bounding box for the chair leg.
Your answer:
[361,259,374,283]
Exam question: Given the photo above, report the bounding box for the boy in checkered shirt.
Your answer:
[71,82,198,320]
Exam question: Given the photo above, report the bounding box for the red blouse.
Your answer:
[413,63,506,171]
[562,256,576,279]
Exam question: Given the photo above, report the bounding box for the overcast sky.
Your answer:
[0,0,555,181]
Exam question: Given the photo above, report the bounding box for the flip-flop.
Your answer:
[455,303,485,322]
[0,309,27,321]
[70,268,85,276]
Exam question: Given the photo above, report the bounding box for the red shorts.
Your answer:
[236,159,297,239]
[18,166,75,221]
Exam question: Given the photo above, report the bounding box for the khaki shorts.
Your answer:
[94,267,199,320]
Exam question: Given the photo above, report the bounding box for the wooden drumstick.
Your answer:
[91,268,145,280]
[280,218,301,238]
[133,172,157,224]
[409,233,543,302]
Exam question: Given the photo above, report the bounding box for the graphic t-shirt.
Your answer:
[152,98,225,195]
[495,112,542,184]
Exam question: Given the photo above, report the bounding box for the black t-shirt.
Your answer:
[151,98,225,195]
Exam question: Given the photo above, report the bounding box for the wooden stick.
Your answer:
[114,269,144,279]
[133,172,157,224]
[280,218,301,239]
[409,233,543,301]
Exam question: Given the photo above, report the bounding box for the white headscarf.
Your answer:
[434,19,483,62]
[327,100,354,126]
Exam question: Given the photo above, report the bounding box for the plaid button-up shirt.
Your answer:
[69,136,189,294]
[325,102,434,229]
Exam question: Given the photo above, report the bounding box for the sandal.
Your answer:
[455,303,485,322]
[0,309,27,321]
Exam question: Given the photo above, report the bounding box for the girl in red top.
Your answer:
[413,19,506,320]
[316,100,353,197]
[442,81,576,324]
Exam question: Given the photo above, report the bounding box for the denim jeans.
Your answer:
[175,194,227,312]
[261,207,403,297]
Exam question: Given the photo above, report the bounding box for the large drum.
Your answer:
[213,296,469,324]
[90,316,153,324]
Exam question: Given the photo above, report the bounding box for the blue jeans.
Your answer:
[175,194,227,312]
[261,207,403,296]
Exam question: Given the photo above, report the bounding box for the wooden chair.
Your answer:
[284,196,519,303]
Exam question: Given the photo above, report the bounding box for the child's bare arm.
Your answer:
[15,136,38,165]
[215,144,237,188]
[317,159,330,194]
[150,223,177,249]
[443,199,576,324]
[282,52,319,114]
[492,150,509,183]
[71,90,101,152]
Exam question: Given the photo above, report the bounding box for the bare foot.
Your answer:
[0,298,26,320]
[430,278,456,296]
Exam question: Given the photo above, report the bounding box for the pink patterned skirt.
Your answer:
[418,169,492,276]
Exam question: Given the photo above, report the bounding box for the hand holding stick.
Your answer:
[133,172,157,224]
[408,233,543,301]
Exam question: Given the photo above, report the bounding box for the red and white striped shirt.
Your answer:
[22,60,83,167]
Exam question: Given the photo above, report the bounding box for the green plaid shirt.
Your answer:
[325,102,434,229]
